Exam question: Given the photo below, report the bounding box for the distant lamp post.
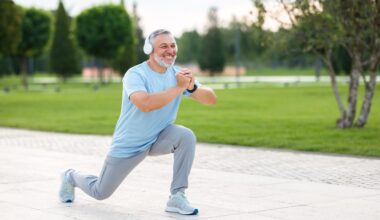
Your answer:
[234,24,241,87]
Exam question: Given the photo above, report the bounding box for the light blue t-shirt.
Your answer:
[109,61,193,158]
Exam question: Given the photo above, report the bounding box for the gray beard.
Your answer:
[153,54,176,69]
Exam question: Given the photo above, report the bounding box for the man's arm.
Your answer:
[130,87,183,112]
[179,69,217,105]
[189,86,217,105]
[130,73,190,112]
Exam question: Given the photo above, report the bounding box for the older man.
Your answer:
[59,29,217,215]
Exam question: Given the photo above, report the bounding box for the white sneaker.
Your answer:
[165,191,198,215]
[59,169,75,203]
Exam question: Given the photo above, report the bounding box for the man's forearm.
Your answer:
[191,87,217,105]
[137,86,184,112]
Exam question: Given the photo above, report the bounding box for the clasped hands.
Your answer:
[175,68,195,91]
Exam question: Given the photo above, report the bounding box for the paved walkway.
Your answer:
[1,127,380,220]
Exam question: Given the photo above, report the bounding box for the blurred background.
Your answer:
[1,0,337,82]
[1,0,379,157]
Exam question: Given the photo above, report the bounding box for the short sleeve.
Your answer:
[123,71,147,98]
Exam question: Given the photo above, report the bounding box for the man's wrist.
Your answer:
[186,84,198,93]
[174,85,186,93]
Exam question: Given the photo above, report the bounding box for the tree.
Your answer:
[110,34,136,75]
[50,0,80,81]
[131,2,145,64]
[224,18,271,65]
[254,0,380,128]
[331,45,351,75]
[17,7,52,89]
[198,7,226,76]
[0,0,22,77]
[75,4,134,82]
[0,0,22,56]
[110,2,136,75]
[176,30,201,64]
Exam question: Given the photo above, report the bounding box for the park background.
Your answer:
[1,0,379,157]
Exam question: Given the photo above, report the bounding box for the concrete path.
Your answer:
[1,127,380,220]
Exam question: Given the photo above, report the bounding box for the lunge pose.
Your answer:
[59,29,217,215]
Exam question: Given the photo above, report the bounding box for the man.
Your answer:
[59,29,217,215]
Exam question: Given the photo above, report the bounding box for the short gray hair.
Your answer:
[148,29,173,45]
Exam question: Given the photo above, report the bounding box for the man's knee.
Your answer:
[93,190,113,200]
[178,126,196,147]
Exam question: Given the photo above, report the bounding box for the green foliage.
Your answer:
[323,0,379,72]
[324,0,377,43]
[17,8,52,57]
[222,21,270,64]
[331,45,351,75]
[198,8,226,75]
[176,30,201,64]
[110,37,136,75]
[198,26,226,75]
[131,2,146,64]
[50,1,80,79]
[75,5,133,60]
[0,0,22,56]
[110,6,136,75]
[254,0,266,27]
[15,7,52,89]
[291,11,342,55]
[134,24,145,64]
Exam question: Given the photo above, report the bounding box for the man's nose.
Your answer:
[167,47,176,54]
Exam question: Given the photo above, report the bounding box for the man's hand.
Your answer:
[178,68,195,90]
[175,72,191,90]
[177,69,217,105]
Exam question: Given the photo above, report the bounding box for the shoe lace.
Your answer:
[176,192,189,205]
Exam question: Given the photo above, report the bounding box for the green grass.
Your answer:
[1,80,379,157]
[246,67,329,76]
[178,85,380,157]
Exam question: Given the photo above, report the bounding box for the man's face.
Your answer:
[152,34,177,68]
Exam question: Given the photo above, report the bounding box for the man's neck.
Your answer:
[147,58,167,73]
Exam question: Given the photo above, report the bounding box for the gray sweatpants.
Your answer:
[68,124,196,200]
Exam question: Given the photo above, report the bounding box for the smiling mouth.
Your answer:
[163,55,176,61]
[164,54,174,58]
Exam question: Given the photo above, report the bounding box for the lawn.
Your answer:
[245,67,330,76]
[1,80,379,157]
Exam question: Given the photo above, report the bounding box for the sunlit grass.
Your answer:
[245,67,330,76]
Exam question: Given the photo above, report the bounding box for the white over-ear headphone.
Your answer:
[143,35,153,55]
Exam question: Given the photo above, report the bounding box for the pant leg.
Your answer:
[69,150,148,200]
[148,124,196,195]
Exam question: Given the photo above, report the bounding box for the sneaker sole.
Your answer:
[165,206,198,215]
[60,198,73,203]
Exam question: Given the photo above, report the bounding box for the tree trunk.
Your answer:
[355,54,378,127]
[318,50,345,118]
[96,59,105,84]
[336,52,361,128]
[20,56,28,90]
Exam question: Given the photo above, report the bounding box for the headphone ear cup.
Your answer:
[143,37,152,55]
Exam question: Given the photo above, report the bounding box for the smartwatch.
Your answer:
[186,84,198,93]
